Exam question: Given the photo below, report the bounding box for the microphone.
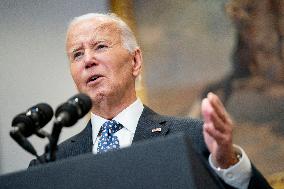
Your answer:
[54,93,92,126]
[47,93,92,161]
[10,103,54,156]
[11,103,54,137]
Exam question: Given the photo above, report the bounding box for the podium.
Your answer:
[0,133,224,189]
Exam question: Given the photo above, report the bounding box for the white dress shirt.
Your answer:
[91,98,144,154]
[91,98,251,189]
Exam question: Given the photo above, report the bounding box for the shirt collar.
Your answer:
[91,98,144,143]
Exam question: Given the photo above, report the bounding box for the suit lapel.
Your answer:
[133,106,170,143]
[68,120,93,155]
[65,106,169,156]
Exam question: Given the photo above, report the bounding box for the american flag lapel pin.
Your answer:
[151,127,162,133]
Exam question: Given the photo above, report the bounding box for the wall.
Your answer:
[0,0,107,174]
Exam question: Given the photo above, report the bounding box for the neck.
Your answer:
[91,92,137,120]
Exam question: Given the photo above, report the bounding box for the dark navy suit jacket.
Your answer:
[30,106,271,188]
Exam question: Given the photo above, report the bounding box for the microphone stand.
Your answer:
[45,118,63,162]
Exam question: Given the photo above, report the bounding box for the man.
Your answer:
[30,13,271,188]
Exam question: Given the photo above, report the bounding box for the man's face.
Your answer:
[66,19,139,106]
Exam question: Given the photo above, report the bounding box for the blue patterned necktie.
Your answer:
[97,120,123,154]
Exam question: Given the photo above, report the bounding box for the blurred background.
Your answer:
[0,0,283,187]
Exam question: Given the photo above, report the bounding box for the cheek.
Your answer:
[70,64,83,86]
[114,64,134,87]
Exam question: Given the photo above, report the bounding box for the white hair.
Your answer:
[68,13,139,53]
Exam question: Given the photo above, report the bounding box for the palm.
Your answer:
[201,93,236,168]
[203,128,218,154]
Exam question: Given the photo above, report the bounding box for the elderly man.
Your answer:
[30,13,270,188]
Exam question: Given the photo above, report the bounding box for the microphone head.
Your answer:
[12,113,34,137]
[28,103,54,127]
[55,93,92,127]
[11,103,54,137]
[68,93,92,118]
[55,102,78,126]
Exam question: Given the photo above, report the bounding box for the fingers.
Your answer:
[201,98,213,122]
[201,98,226,133]
[201,92,234,135]
[207,92,232,124]
[203,122,224,142]
[204,122,233,146]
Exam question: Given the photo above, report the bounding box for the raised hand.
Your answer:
[201,92,239,168]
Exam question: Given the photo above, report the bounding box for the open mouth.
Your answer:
[87,75,103,83]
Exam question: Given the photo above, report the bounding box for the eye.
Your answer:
[95,44,108,50]
[73,51,84,61]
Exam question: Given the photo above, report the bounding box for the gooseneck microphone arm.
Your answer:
[10,128,38,157]
[46,119,64,162]
[46,93,92,162]
[47,112,72,162]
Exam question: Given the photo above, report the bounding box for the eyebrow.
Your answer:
[68,46,82,54]
[90,39,111,45]
[70,39,114,53]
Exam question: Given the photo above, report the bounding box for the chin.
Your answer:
[87,90,107,105]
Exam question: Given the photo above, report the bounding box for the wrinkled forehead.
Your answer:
[66,19,122,47]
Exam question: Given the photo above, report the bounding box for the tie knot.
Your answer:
[101,120,123,134]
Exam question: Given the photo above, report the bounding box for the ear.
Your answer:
[132,48,142,77]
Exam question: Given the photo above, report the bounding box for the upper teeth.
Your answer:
[91,76,98,81]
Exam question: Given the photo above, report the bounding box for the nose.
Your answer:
[84,49,97,69]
